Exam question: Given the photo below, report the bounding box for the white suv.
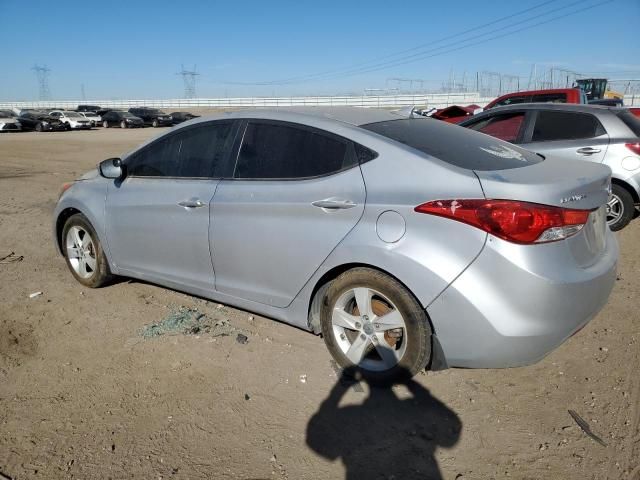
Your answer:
[49,111,92,130]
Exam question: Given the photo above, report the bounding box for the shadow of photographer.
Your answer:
[306,367,461,480]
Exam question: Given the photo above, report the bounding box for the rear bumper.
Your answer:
[427,229,618,368]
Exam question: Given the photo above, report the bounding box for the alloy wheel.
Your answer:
[65,226,97,279]
[606,194,623,225]
[331,287,407,372]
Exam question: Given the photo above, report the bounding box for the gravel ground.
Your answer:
[1,127,639,480]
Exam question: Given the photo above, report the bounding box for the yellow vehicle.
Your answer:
[576,78,623,101]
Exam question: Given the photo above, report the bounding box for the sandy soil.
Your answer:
[0,127,639,480]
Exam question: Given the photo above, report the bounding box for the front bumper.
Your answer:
[428,228,618,368]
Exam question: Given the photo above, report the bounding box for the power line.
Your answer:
[221,0,612,86]
[291,0,613,85]
[227,0,560,86]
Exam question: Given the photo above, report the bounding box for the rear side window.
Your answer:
[617,111,640,137]
[234,121,355,179]
[531,93,567,104]
[532,111,605,141]
[494,95,530,107]
[362,118,543,170]
[127,122,234,178]
[466,112,525,143]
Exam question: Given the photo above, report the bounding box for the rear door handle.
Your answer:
[577,147,601,155]
[178,198,206,209]
[312,198,357,210]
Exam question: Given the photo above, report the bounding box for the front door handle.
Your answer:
[178,198,206,209]
[577,147,601,155]
[312,198,357,210]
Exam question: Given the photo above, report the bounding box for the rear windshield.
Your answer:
[618,111,640,137]
[361,118,543,170]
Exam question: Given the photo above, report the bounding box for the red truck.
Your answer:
[484,88,588,110]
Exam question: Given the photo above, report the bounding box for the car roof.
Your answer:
[190,107,407,127]
[475,103,623,115]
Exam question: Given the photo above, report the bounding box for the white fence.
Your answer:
[1,93,638,110]
[0,93,492,110]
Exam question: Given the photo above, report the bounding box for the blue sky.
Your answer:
[1,0,638,101]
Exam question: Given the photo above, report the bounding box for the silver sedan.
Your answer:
[53,107,617,383]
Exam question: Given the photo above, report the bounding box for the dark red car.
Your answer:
[485,88,587,110]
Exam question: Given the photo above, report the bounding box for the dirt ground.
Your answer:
[0,127,639,480]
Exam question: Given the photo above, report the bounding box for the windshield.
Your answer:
[362,118,543,171]
[0,110,14,118]
[65,112,82,118]
[122,112,136,118]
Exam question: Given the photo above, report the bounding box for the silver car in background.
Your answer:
[460,104,640,230]
[53,107,617,383]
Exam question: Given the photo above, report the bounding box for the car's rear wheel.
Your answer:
[321,267,431,384]
[35,122,43,132]
[152,119,159,127]
[62,213,112,288]
[607,184,634,231]
[103,120,109,128]
[120,120,127,129]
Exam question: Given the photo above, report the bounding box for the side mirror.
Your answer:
[99,157,124,179]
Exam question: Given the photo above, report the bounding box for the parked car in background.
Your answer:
[128,107,173,127]
[0,109,22,132]
[101,110,144,128]
[77,105,101,113]
[460,104,640,231]
[79,111,102,127]
[485,88,587,110]
[170,111,200,125]
[49,111,92,130]
[428,104,481,124]
[54,107,617,383]
[18,111,66,132]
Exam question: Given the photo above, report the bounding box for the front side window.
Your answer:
[234,121,353,179]
[127,122,234,178]
[467,112,526,143]
[531,111,605,142]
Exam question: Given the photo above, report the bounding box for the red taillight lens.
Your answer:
[415,199,592,244]
[625,142,640,156]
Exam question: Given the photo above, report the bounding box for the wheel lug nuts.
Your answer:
[340,333,346,341]
[362,315,369,321]
[355,322,361,329]
[374,323,380,329]
[360,333,366,340]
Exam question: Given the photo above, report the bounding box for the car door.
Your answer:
[210,119,367,308]
[522,110,609,163]
[105,120,239,291]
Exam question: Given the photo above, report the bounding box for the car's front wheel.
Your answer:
[103,120,109,128]
[152,119,159,127]
[35,122,43,132]
[607,184,634,231]
[120,120,127,129]
[321,267,432,384]
[62,213,112,288]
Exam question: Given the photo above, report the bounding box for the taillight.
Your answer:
[625,142,640,156]
[414,199,592,244]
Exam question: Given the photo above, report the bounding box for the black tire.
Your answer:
[61,213,112,288]
[152,119,159,127]
[35,122,43,132]
[608,184,635,231]
[103,120,109,128]
[320,267,431,385]
[120,120,127,129]
[65,122,71,131]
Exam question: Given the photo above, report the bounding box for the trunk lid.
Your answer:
[474,157,611,211]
